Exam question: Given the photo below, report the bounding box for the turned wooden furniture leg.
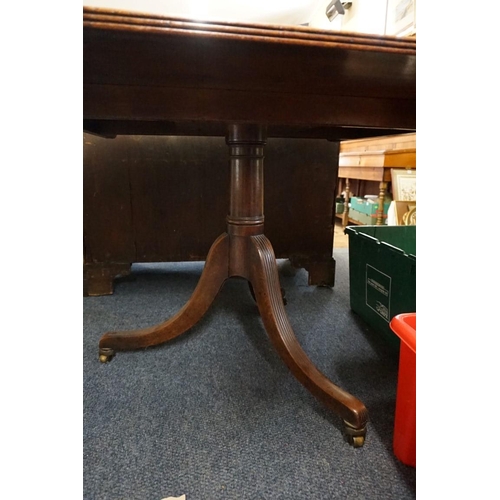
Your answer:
[98,233,229,362]
[376,181,388,225]
[342,178,350,227]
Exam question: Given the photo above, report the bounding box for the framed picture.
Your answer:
[393,201,416,225]
[385,0,416,37]
[391,168,416,202]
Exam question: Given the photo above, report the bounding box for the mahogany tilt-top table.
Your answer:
[83,7,416,447]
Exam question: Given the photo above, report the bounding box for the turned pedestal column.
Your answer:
[98,124,368,446]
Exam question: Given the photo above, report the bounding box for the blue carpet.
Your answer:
[84,249,416,499]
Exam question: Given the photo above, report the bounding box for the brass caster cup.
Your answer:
[344,420,367,448]
[99,348,115,363]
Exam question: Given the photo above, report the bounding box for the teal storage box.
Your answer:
[350,197,391,216]
[348,208,387,226]
[344,225,416,348]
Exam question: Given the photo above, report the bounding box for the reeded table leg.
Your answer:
[248,234,367,445]
[98,233,229,362]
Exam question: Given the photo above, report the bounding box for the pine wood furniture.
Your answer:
[337,141,416,225]
[83,7,416,446]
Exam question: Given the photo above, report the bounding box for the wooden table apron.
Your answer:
[83,7,416,447]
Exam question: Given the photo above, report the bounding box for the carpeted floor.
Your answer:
[83,248,416,499]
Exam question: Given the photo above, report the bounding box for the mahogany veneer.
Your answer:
[84,7,416,446]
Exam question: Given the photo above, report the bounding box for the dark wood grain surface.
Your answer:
[86,8,416,446]
[83,7,416,139]
[83,134,339,295]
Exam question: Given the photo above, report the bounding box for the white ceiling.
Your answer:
[83,0,326,25]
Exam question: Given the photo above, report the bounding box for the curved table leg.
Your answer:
[248,234,368,446]
[98,233,229,362]
[248,281,287,306]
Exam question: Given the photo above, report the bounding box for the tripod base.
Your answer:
[99,232,368,445]
[98,123,368,446]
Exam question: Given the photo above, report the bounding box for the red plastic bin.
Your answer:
[389,313,416,467]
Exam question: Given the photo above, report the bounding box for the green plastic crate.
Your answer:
[344,225,416,348]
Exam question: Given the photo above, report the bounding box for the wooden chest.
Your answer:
[83,134,339,295]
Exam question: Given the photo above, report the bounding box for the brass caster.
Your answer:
[349,435,365,448]
[343,420,367,448]
[99,348,115,363]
